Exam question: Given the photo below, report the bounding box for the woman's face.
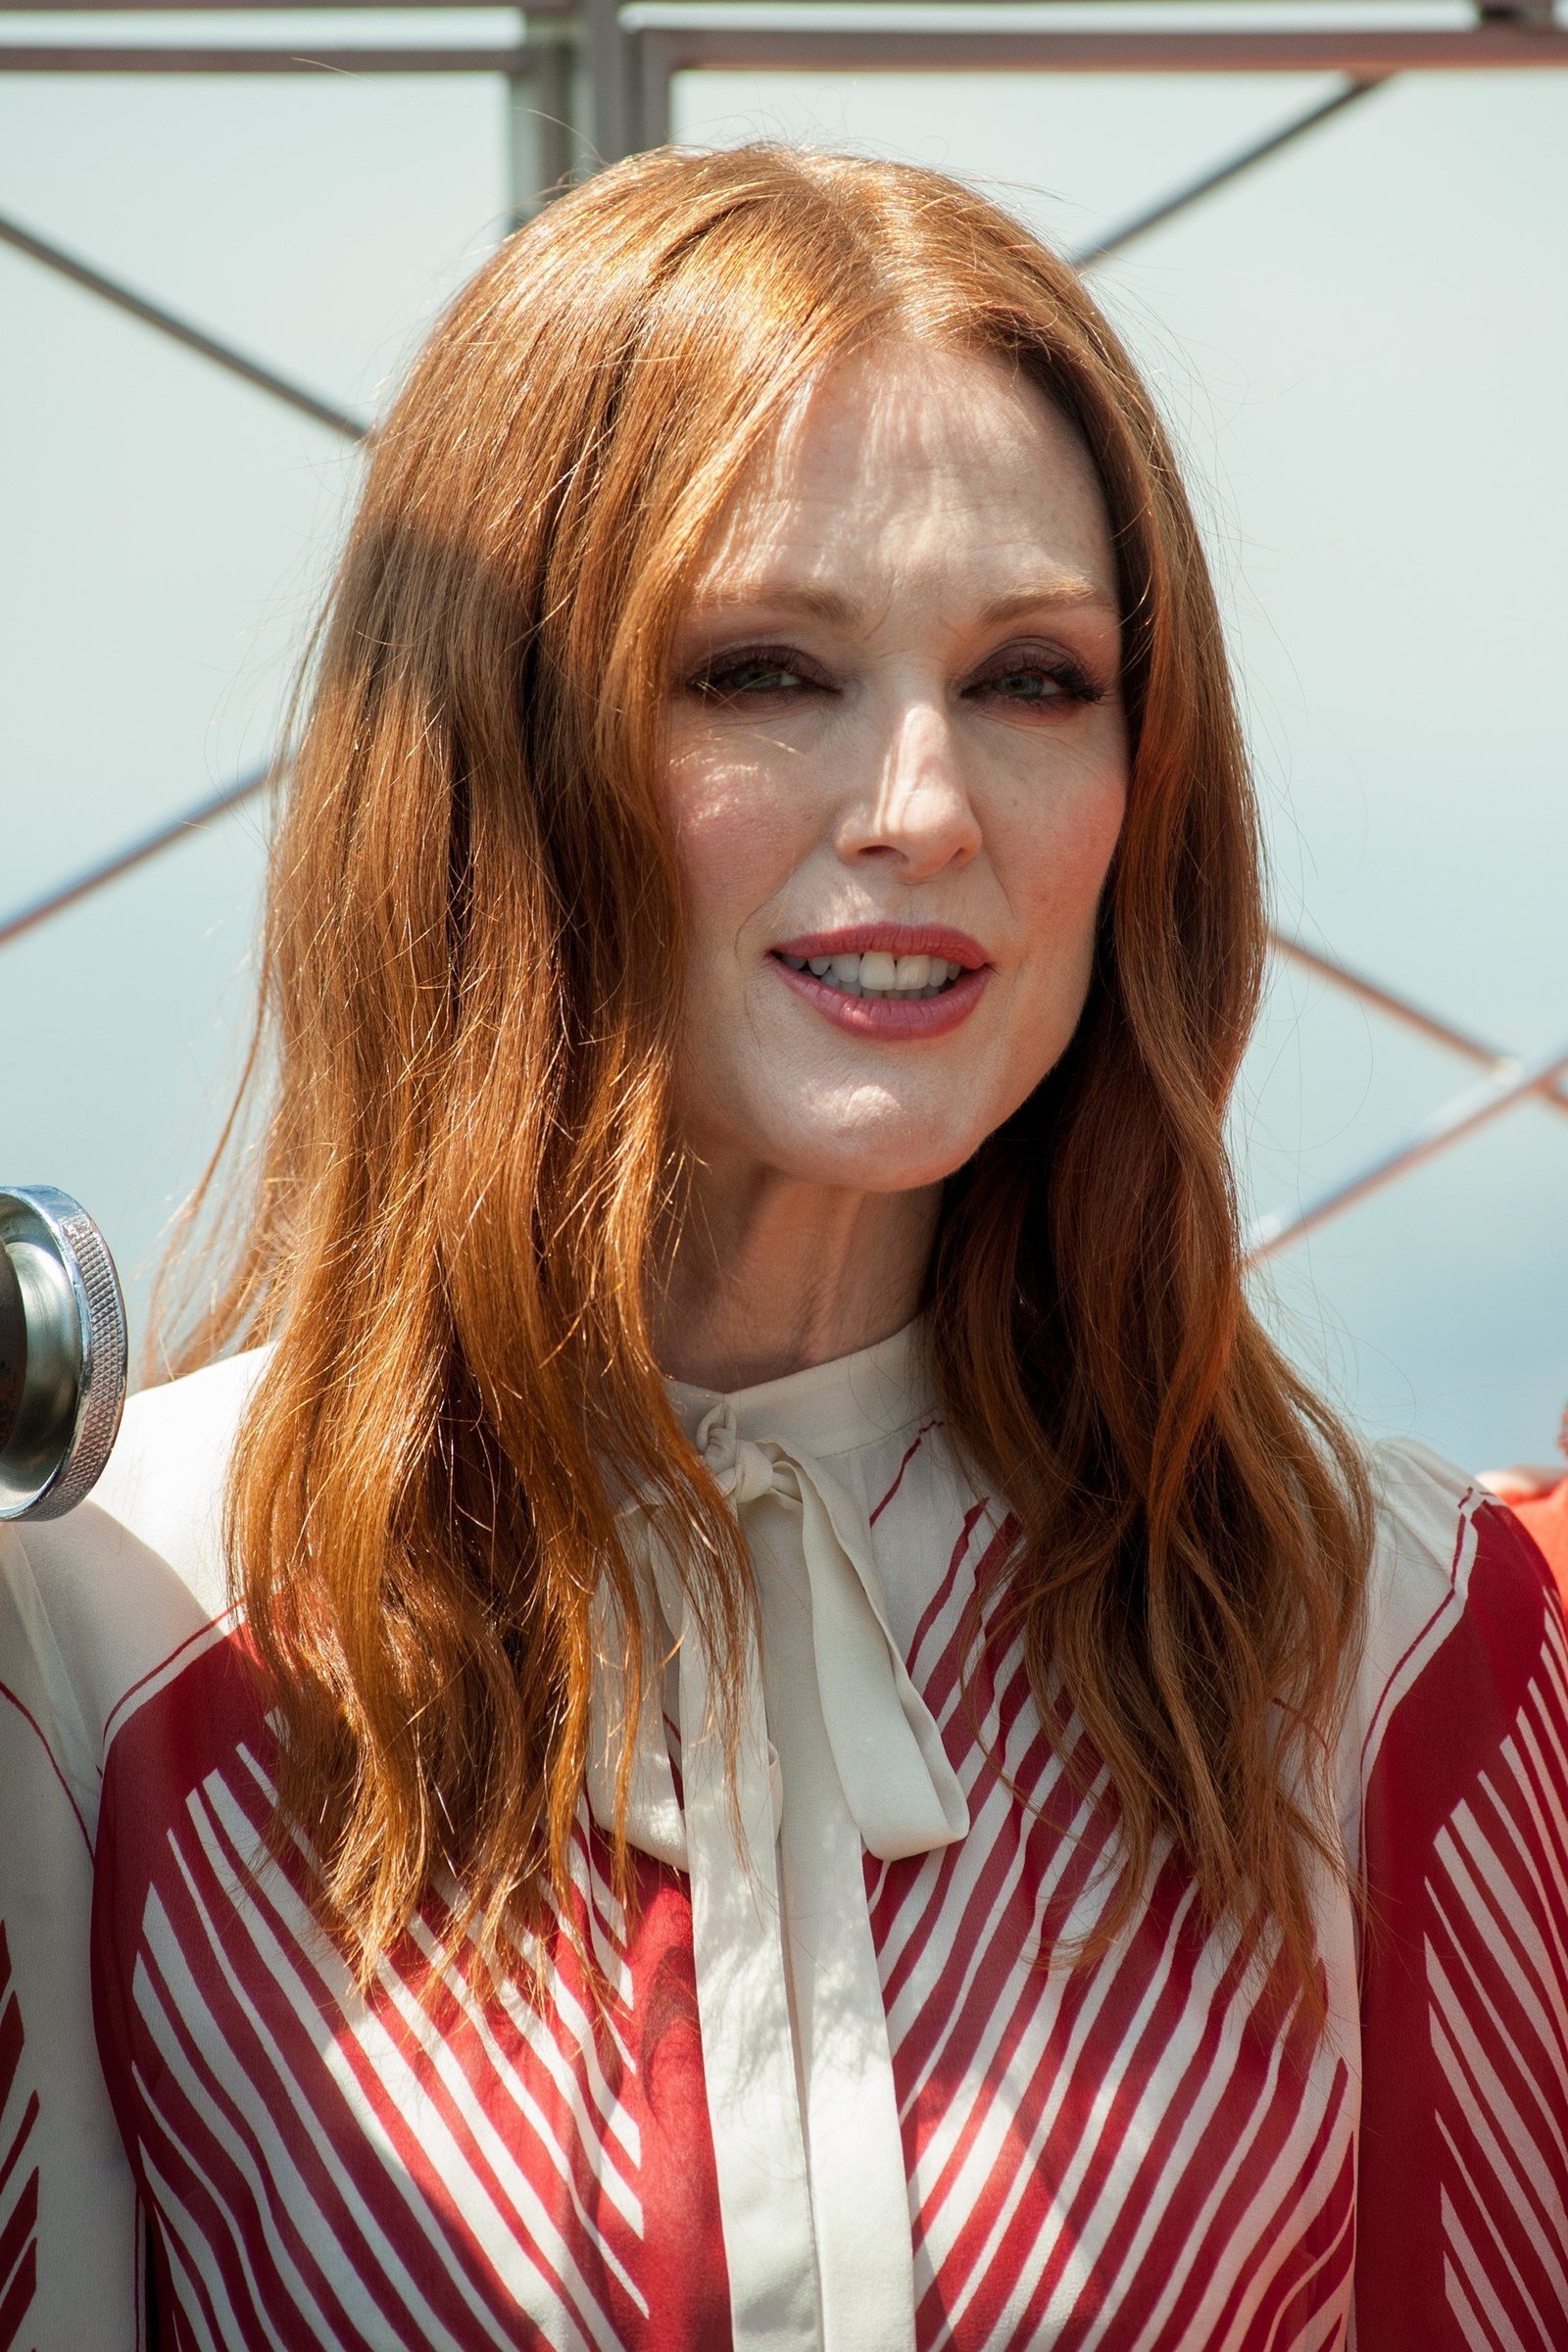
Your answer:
[662,340,1128,1200]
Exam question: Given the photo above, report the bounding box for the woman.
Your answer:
[2,145,1565,2352]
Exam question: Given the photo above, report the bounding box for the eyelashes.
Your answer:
[685,644,833,703]
[966,648,1104,708]
[683,639,1109,710]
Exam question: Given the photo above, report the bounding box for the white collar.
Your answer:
[588,1319,966,2351]
[662,1316,934,1463]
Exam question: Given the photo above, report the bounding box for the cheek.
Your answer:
[985,762,1125,1112]
[1008,765,1126,962]
[662,740,810,957]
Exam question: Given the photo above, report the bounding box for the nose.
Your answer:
[835,693,982,882]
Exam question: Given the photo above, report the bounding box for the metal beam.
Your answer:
[585,0,638,160]
[1247,1034,1568,1262]
[1070,76,1383,270]
[636,21,1568,141]
[0,764,279,954]
[0,0,1480,10]
[629,18,1568,74]
[1269,932,1568,1110]
[0,209,368,437]
[509,24,578,225]
[8,16,1568,79]
[3,0,564,9]
[0,41,531,69]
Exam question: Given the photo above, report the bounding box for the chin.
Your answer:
[758,1110,986,1197]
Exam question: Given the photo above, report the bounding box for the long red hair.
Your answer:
[172,145,1371,2000]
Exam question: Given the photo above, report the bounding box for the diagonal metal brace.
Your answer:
[1269,930,1568,1120]
[1248,1036,1568,1263]
[0,762,280,953]
[0,207,368,440]
[1071,76,1386,271]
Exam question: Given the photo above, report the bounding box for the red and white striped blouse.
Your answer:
[2,1325,1566,2351]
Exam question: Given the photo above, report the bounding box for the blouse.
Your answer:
[2,1322,1566,2351]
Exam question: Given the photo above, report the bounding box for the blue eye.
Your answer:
[687,644,834,706]
[967,647,1103,709]
[699,659,805,697]
[988,668,1067,702]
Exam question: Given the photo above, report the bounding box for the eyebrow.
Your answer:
[977,582,1117,624]
[684,583,859,627]
[683,577,1117,628]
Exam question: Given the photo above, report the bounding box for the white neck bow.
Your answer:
[589,1390,969,2352]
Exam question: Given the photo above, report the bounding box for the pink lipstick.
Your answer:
[767,923,991,1041]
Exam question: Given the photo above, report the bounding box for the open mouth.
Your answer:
[773,950,964,1003]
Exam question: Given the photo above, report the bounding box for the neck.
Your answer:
[653,1161,940,1392]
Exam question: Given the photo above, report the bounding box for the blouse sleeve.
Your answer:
[0,1522,143,2352]
[1352,1446,1568,2345]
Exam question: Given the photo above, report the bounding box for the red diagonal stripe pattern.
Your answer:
[864,1485,1358,2352]
[0,1926,40,2352]
[1334,1491,1568,2348]
[1426,1614,1568,2342]
[83,1440,1568,2352]
[91,1636,731,2352]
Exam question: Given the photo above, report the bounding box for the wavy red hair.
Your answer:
[171,145,1371,2002]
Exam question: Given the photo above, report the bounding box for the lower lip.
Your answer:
[770,956,990,1039]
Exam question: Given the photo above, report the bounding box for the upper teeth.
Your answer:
[780,951,964,999]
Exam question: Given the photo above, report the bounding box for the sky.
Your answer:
[1,23,1564,1468]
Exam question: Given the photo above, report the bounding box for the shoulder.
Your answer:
[1347,1444,1568,2335]
[88,1345,270,1587]
[1361,1432,1558,1683]
[2,1349,269,1774]
[1343,1432,1565,1867]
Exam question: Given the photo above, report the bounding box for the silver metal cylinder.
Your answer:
[0,1187,127,1521]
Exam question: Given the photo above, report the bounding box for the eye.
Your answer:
[964,643,1105,711]
[685,645,834,707]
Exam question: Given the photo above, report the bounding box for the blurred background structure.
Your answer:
[1,0,1565,1466]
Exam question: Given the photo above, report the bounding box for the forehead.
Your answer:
[689,340,1118,615]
